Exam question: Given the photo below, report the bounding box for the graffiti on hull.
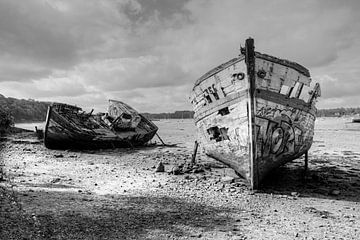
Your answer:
[255,107,314,158]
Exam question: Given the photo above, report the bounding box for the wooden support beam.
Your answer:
[304,151,308,173]
[0,162,5,181]
[191,141,199,165]
[156,133,166,146]
[245,37,259,189]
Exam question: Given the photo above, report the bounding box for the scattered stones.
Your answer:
[0,168,5,182]
[192,167,205,174]
[290,191,300,197]
[221,176,235,184]
[50,178,61,184]
[167,163,209,175]
[303,207,333,219]
[3,121,360,239]
[229,188,237,193]
[170,166,181,175]
[155,161,165,172]
[329,189,341,196]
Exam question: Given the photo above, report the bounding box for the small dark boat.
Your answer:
[352,118,360,123]
[189,38,321,189]
[44,100,158,149]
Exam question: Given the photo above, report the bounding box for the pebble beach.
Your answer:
[1,117,360,239]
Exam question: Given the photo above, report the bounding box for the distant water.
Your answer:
[13,118,360,153]
[15,122,45,131]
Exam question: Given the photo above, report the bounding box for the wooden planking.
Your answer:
[245,38,258,189]
[193,56,245,88]
[191,59,248,113]
[196,98,251,180]
[194,90,248,123]
[254,57,311,95]
[256,89,316,117]
[190,56,252,182]
[254,97,316,183]
[44,103,158,150]
[190,38,319,188]
[255,52,310,77]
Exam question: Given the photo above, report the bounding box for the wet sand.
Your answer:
[1,118,360,239]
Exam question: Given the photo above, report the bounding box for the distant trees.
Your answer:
[141,110,194,120]
[142,108,360,119]
[317,107,360,117]
[0,92,359,127]
[0,108,13,133]
[141,108,360,119]
[0,94,50,123]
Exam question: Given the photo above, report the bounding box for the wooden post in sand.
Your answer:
[304,151,308,173]
[191,141,199,165]
[0,163,4,181]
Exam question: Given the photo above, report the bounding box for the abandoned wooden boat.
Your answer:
[190,38,321,189]
[44,100,158,149]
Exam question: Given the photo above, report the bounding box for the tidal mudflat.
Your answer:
[1,118,360,239]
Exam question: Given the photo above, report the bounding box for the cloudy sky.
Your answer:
[0,0,359,112]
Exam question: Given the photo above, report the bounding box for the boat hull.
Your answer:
[196,93,251,179]
[192,57,253,180]
[254,94,316,184]
[44,105,158,150]
[190,38,319,188]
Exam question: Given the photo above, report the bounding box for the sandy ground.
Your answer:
[1,118,360,239]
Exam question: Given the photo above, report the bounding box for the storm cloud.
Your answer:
[0,0,359,111]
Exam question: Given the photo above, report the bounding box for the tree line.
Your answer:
[0,94,50,131]
[141,111,194,120]
[0,93,359,131]
[317,107,360,117]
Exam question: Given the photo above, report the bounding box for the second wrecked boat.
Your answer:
[44,100,158,149]
[190,38,321,189]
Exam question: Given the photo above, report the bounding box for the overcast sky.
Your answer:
[0,0,359,112]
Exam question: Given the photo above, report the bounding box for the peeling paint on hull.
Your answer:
[190,38,320,189]
[44,102,158,150]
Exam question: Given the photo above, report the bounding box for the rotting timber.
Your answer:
[189,38,321,189]
[44,100,158,150]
